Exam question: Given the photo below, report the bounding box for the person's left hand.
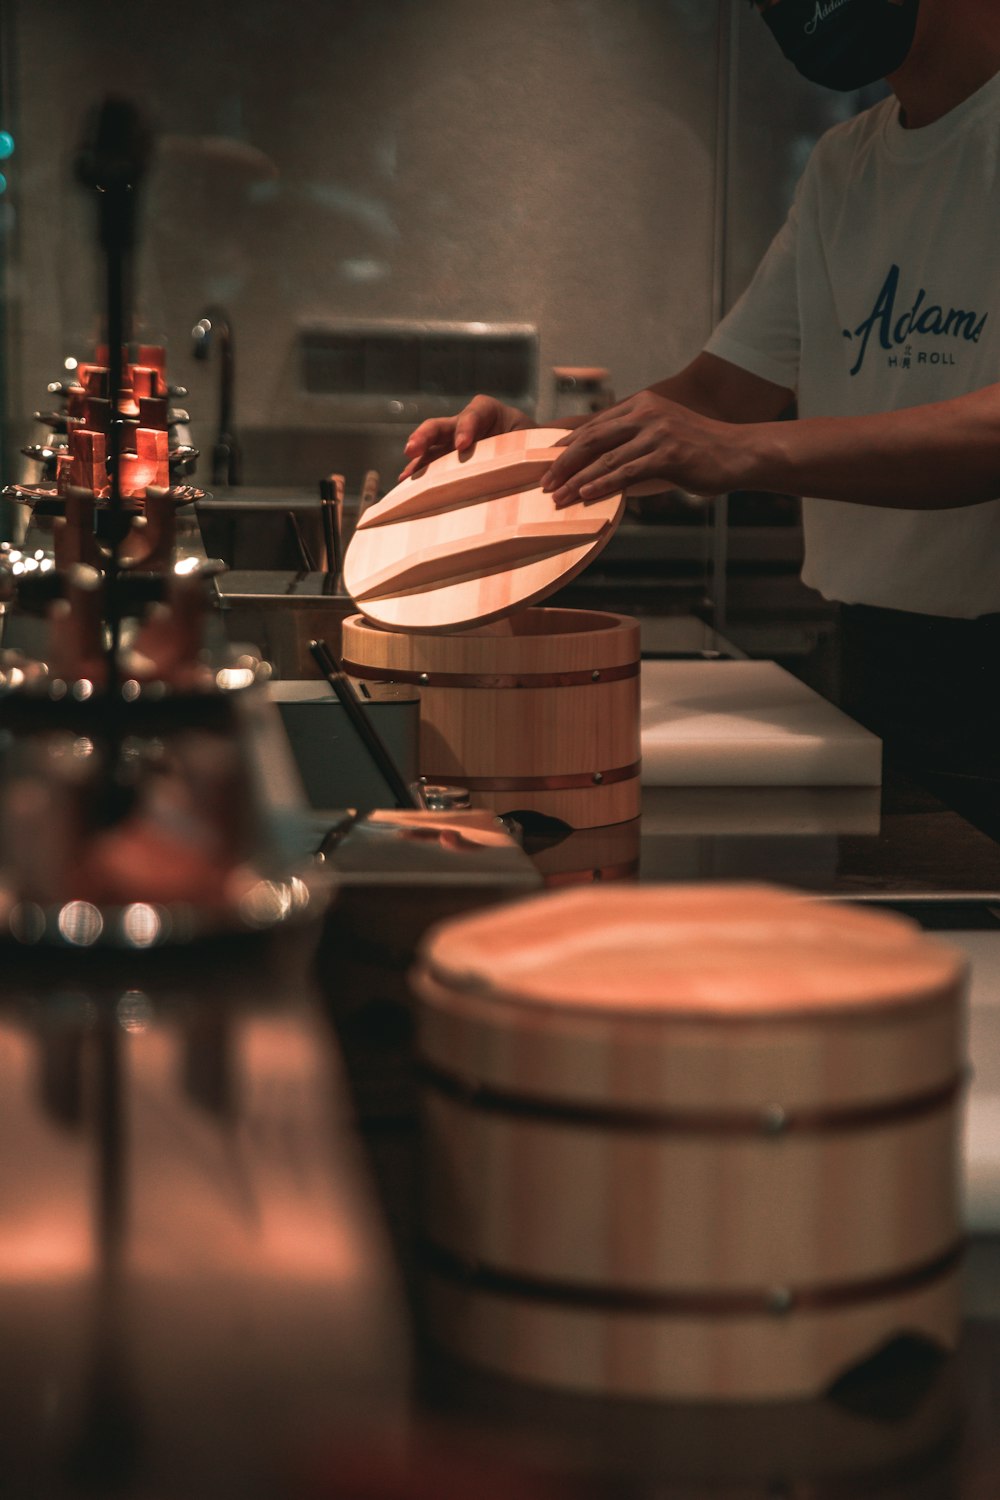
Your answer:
[541,390,744,505]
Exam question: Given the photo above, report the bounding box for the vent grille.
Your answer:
[300,322,537,407]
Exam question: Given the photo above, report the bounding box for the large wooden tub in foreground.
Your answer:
[413,884,968,1402]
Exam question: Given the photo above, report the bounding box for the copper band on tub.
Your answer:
[421,761,642,793]
[418,1060,967,1137]
[339,659,640,689]
[421,1238,965,1319]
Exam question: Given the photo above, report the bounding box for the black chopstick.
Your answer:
[309,637,419,809]
[319,481,337,585]
[286,510,316,572]
[319,475,345,588]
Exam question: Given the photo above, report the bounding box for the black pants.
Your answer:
[838,603,1000,836]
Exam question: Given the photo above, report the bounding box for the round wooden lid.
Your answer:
[343,428,624,632]
[419,884,967,1019]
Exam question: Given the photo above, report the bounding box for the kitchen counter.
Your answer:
[637,772,1000,905]
[5,758,1000,1496]
[320,766,1000,1499]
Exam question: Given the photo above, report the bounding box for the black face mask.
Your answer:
[756,0,921,92]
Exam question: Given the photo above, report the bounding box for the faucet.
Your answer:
[191,306,241,487]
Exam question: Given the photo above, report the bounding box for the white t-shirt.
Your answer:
[705,68,1000,618]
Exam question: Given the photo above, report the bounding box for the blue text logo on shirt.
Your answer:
[842,264,988,376]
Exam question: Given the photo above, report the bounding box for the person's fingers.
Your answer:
[549,439,651,507]
[540,414,631,494]
[453,415,479,453]
[400,397,532,480]
[399,447,445,480]
[454,395,503,452]
[398,419,458,478]
[398,447,442,480]
[403,418,452,459]
[403,418,445,454]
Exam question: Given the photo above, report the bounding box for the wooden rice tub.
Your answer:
[341,607,641,829]
[412,883,968,1401]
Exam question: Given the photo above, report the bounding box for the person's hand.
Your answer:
[540,389,744,505]
[399,395,536,479]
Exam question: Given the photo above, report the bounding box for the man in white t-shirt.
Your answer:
[404,0,1000,811]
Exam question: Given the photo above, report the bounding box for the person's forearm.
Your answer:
[649,353,795,425]
[744,384,1000,509]
[552,371,728,429]
[648,370,726,419]
[648,370,750,422]
[556,353,794,429]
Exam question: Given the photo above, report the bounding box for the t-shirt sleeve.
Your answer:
[704,190,802,392]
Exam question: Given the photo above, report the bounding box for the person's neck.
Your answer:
[888,10,1000,128]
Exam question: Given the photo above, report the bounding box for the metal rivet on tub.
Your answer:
[419,672,430,686]
[591,670,601,681]
[761,1104,789,1136]
[767,1286,794,1316]
[593,771,604,784]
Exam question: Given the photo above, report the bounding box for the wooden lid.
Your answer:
[343,428,624,632]
[419,884,967,1019]
[551,366,610,383]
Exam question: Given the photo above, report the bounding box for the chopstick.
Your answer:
[319,486,337,591]
[319,473,345,591]
[309,637,419,809]
[286,509,316,572]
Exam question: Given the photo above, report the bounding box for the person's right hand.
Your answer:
[398,395,535,479]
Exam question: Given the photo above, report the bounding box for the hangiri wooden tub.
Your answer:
[341,607,641,829]
[412,883,968,1402]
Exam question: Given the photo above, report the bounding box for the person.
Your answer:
[401,0,1000,832]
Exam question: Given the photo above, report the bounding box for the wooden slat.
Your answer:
[353,450,566,531]
[351,518,608,601]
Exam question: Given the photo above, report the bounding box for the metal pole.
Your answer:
[709,0,739,638]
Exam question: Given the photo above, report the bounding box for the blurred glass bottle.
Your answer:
[550,366,614,424]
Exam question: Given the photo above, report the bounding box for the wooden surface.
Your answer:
[342,606,640,675]
[351,518,607,603]
[641,660,882,788]
[527,818,642,886]
[343,429,624,631]
[423,1275,961,1403]
[418,884,965,1021]
[353,445,564,531]
[413,883,967,1400]
[342,608,641,829]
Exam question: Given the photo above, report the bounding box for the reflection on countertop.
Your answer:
[0,924,409,1499]
[509,776,1000,907]
[7,751,1000,1495]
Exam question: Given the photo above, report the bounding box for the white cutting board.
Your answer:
[641,659,882,787]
